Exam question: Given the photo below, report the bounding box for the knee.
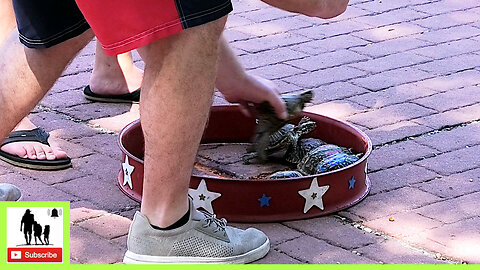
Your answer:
[300,0,349,19]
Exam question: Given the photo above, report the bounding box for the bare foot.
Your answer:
[0,118,67,160]
[89,51,144,96]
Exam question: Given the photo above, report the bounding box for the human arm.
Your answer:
[215,36,287,119]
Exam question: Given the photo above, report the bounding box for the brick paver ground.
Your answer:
[1,0,480,264]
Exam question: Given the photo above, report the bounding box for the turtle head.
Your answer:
[295,117,316,134]
[284,90,314,119]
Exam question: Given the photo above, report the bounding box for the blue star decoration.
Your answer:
[258,194,271,207]
[349,177,356,190]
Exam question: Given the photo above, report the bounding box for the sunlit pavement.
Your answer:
[1,0,480,264]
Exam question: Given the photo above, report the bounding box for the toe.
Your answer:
[25,145,37,159]
[33,145,46,160]
[51,146,68,160]
[43,147,56,160]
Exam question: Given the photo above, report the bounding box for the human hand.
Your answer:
[218,74,288,120]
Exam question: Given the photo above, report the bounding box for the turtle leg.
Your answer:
[254,132,270,162]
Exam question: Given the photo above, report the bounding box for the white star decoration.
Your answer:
[122,155,135,189]
[188,179,221,214]
[298,177,329,213]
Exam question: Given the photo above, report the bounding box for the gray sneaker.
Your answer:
[124,200,270,264]
[0,183,22,201]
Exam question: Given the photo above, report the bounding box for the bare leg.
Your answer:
[0,0,68,161]
[89,42,143,95]
[260,0,349,18]
[0,29,95,143]
[137,18,226,227]
[0,0,15,42]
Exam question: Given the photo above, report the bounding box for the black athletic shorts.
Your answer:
[12,0,233,55]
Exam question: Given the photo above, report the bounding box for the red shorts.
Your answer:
[75,0,232,55]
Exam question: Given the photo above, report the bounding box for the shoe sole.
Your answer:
[123,238,270,264]
[83,93,139,104]
[0,154,72,171]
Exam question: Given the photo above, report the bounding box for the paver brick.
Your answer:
[70,226,124,264]
[414,144,480,176]
[28,111,100,140]
[350,67,433,91]
[355,239,447,264]
[354,0,433,13]
[354,7,429,28]
[287,49,369,72]
[256,249,302,264]
[73,153,122,181]
[413,69,480,92]
[412,103,480,130]
[411,10,480,30]
[351,23,427,43]
[71,134,122,160]
[54,176,138,212]
[284,216,381,250]
[365,121,433,147]
[349,36,433,58]
[415,53,480,75]
[413,122,480,152]
[290,35,370,56]
[301,19,373,39]
[238,6,293,23]
[62,103,131,122]
[309,81,370,104]
[239,47,309,70]
[411,0,479,15]
[0,173,79,202]
[78,214,131,240]
[232,32,311,53]
[410,39,480,59]
[304,100,368,121]
[249,64,305,80]
[348,52,432,74]
[234,16,314,37]
[364,212,443,238]
[414,168,480,199]
[367,164,439,195]
[347,103,436,129]
[71,206,107,224]
[346,187,442,221]
[284,66,367,88]
[347,83,437,109]
[276,235,378,264]
[405,217,480,263]
[414,25,480,43]
[412,85,480,112]
[415,191,480,224]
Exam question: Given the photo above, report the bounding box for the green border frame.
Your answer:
[0,201,70,267]
[1,202,479,270]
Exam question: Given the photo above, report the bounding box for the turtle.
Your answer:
[297,144,361,175]
[243,116,316,163]
[285,137,326,164]
[268,170,303,179]
[251,90,313,162]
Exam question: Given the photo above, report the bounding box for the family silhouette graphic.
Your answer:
[20,209,51,245]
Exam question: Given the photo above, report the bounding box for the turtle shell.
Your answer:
[285,138,326,164]
[268,170,304,179]
[297,144,358,175]
[315,152,360,173]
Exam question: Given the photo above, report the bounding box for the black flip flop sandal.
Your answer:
[0,128,72,171]
[83,85,141,103]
